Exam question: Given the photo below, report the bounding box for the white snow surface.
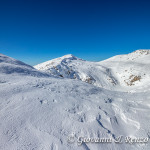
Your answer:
[0,50,150,150]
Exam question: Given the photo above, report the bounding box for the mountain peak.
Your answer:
[62,54,76,58]
[34,54,82,70]
[59,54,78,61]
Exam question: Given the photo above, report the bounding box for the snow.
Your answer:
[34,54,118,90]
[0,53,50,77]
[100,49,150,91]
[34,50,150,91]
[0,51,150,150]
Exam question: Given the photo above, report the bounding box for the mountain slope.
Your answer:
[102,49,150,62]
[100,50,150,91]
[34,50,150,92]
[34,54,118,90]
[0,52,150,150]
[0,53,49,77]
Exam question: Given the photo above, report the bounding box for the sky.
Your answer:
[0,0,150,65]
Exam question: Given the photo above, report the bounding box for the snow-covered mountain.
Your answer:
[34,54,118,90]
[34,50,150,91]
[0,51,150,150]
[100,49,150,91]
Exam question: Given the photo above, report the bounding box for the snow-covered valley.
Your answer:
[0,50,150,150]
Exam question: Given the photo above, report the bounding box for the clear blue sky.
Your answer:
[0,0,150,65]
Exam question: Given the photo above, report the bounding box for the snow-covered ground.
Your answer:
[0,50,150,150]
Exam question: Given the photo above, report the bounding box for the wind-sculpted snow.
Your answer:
[0,74,150,150]
[0,51,150,150]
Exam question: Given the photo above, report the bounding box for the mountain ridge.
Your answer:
[34,49,150,91]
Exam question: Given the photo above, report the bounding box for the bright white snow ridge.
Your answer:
[0,50,150,150]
